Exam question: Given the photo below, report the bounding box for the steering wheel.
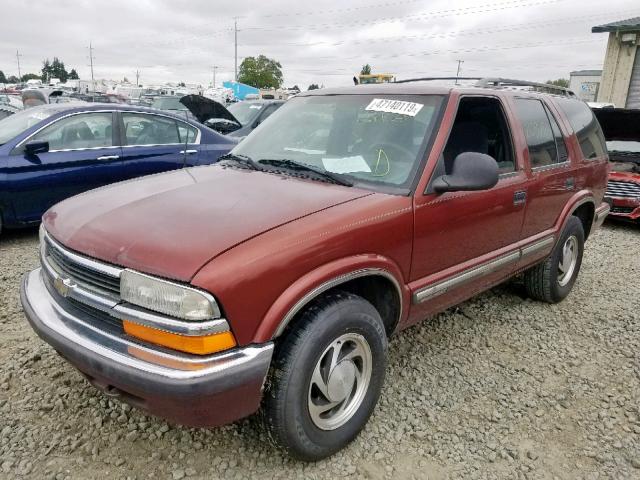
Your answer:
[366,143,415,181]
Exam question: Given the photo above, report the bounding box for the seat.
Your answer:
[443,122,489,173]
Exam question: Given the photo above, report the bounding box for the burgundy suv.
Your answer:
[21,80,610,460]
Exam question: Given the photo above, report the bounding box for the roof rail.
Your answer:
[393,76,577,97]
[475,78,576,97]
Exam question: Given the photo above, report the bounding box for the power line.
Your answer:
[237,9,640,48]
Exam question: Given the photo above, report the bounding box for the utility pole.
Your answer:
[212,65,218,87]
[135,69,140,86]
[234,17,239,82]
[455,59,464,85]
[16,50,22,81]
[88,42,95,92]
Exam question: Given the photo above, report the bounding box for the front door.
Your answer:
[9,111,121,223]
[410,95,528,319]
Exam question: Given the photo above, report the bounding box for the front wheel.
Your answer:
[524,215,585,303]
[264,291,387,461]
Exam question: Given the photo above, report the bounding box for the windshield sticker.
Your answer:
[249,105,262,109]
[322,156,371,174]
[365,98,424,117]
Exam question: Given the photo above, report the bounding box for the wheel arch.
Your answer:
[253,256,408,343]
[555,192,596,242]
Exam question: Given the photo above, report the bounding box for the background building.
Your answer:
[592,17,640,108]
[569,70,601,102]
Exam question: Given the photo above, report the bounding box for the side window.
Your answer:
[177,121,197,143]
[555,98,606,160]
[122,113,180,146]
[258,104,280,124]
[544,104,569,162]
[513,99,557,168]
[31,112,113,151]
[443,96,515,174]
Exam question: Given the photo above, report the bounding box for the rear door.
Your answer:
[8,111,121,223]
[511,97,575,239]
[117,112,200,181]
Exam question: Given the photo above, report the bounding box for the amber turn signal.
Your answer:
[123,320,237,355]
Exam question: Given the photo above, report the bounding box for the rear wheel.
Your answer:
[264,291,387,461]
[524,216,585,303]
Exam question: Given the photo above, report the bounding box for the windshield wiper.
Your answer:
[258,158,353,187]
[219,153,263,171]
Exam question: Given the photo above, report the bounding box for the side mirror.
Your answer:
[432,152,499,193]
[24,140,50,156]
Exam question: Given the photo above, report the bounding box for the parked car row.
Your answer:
[18,79,611,460]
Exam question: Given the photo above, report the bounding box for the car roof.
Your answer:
[43,102,197,121]
[297,82,574,100]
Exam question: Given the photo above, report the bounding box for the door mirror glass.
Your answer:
[24,140,49,156]
[432,152,499,193]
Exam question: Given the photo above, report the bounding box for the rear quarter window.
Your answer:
[555,98,607,160]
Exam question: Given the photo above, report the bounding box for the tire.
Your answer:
[524,215,585,303]
[264,291,388,461]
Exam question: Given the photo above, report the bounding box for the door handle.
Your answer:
[565,177,575,190]
[513,190,527,206]
[96,155,120,161]
[179,149,198,155]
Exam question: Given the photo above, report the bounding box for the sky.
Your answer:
[0,0,638,89]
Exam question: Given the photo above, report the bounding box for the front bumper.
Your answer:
[21,268,274,427]
[607,197,640,221]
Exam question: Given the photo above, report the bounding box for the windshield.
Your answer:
[228,102,263,126]
[151,97,187,111]
[0,106,57,145]
[232,94,444,192]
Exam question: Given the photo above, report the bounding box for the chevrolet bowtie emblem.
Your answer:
[53,276,75,297]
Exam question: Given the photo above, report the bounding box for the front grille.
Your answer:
[66,297,124,333]
[44,237,121,296]
[606,180,640,199]
[610,206,636,215]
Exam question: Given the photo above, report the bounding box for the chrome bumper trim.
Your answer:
[594,202,610,229]
[22,268,273,379]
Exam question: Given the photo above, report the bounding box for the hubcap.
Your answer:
[307,333,372,431]
[558,235,578,287]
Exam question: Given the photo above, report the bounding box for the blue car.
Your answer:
[0,103,236,233]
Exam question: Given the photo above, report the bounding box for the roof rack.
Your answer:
[476,78,576,97]
[393,76,576,97]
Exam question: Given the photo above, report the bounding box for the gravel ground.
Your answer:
[0,222,638,480]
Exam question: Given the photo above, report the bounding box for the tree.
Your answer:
[21,73,41,82]
[360,64,372,75]
[237,55,283,89]
[291,85,300,92]
[546,78,569,88]
[307,84,320,90]
[7,75,19,83]
[178,81,186,87]
[0,71,6,83]
[69,69,79,80]
[123,76,130,83]
[42,57,72,83]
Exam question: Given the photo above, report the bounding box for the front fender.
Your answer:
[252,254,409,343]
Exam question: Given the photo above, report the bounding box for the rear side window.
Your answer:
[514,98,557,168]
[122,113,180,146]
[544,104,569,163]
[555,98,606,160]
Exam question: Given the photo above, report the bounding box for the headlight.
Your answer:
[120,270,221,321]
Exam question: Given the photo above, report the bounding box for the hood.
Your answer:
[179,94,240,125]
[43,165,373,281]
[592,107,640,142]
